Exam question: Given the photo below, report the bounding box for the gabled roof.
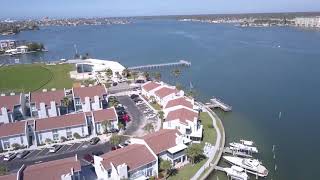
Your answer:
[0,121,25,138]
[164,97,193,109]
[0,94,21,113]
[23,156,80,180]
[154,87,177,99]
[93,108,117,123]
[30,90,65,108]
[142,81,161,92]
[73,85,107,101]
[0,173,16,180]
[101,144,156,171]
[142,129,180,154]
[166,108,198,124]
[35,113,86,132]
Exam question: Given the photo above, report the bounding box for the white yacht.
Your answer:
[229,140,258,153]
[223,166,249,180]
[223,156,268,177]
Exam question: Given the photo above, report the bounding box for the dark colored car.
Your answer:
[89,137,100,145]
[111,146,121,151]
[130,94,139,99]
[17,151,30,159]
[117,111,127,116]
[92,151,104,156]
[108,129,119,133]
[112,82,118,86]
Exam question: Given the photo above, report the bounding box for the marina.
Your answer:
[206,97,232,112]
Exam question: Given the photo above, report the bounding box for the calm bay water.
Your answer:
[1,20,320,180]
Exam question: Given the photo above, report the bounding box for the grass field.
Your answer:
[168,112,217,180]
[0,63,74,93]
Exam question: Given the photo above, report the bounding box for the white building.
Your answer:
[0,121,29,151]
[139,129,191,168]
[163,107,203,143]
[34,113,89,145]
[0,93,26,124]
[91,107,118,135]
[94,144,158,180]
[73,85,108,112]
[0,39,16,51]
[295,17,320,28]
[29,89,66,119]
[75,58,126,78]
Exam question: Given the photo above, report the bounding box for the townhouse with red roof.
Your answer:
[163,107,203,143]
[1,156,81,180]
[0,93,26,124]
[141,81,162,99]
[72,85,108,112]
[0,121,29,151]
[94,144,158,180]
[28,89,67,119]
[91,107,118,135]
[34,113,89,145]
[163,96,195,115]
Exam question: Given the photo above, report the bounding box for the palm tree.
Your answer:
[62,97,70,114]
[160,159,172,178]
[154,72,161,82]
[122,68,130,78]
[101,120,112,133]
[105,68,113,79]
[143,123,154,133]
[158,111,164,121]
[143,71,150,80]
[186,144,203,165]
[132,71,138,81]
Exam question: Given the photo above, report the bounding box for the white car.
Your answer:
[4,153,16,161]
[136,101,143,105]
[49,145,62,153]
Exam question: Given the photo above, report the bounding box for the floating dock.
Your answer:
[206,97,232,112]
[223,147,252,158]
[128,60,191,70]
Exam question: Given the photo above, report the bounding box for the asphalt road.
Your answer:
[117,95,144,135]
[2,141,112,173]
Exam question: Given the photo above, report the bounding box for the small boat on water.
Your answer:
[223,156,269,177]
[230,140,258,153]
[223,165,249,180]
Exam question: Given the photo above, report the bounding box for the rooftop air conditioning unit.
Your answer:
[42,89,47,92]
[51,88,56,91]
[1,94,5,96]
[89,84,93,87]
[10,92,15,96]
[80,85,85,88]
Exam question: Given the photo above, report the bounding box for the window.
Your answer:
[39,133,42,142]
[107,170,111,178]
[66,128,72,139]
[96,123,101,134]
[3,139,10,149]
[81,126,85,136]
[52,129,59,141]
[20,136,24,144]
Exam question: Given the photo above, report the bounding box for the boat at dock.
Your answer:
[230,140,258,154]
[223,147,252,158]
[223,156,269,177]
[223,166,249,180]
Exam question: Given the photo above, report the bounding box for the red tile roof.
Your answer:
[154,87,177,99]
[0,174,16,180]
[31,90,65,108]
[142,129,180,154]
[73,85,107,101]
[93,108,117,123]
[164,97,193,109]
[142,81,161,92]
[0,94,21,112]
[35,113,86,132]
[23,156,80,180]
[0,121,25,137]
[166,108,198,124]
[101,144,156,171]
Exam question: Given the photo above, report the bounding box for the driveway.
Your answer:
[117,95,145,136]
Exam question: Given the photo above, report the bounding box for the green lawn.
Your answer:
[0,64,74,93]
[168,112,217,179]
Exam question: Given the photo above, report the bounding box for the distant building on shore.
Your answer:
[294,17,320,28]
[0,39,16,51]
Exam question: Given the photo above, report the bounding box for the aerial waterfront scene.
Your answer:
[0,1,320,180]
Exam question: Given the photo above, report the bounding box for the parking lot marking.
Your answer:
[76,141,86,150]
[66,143,78,151]
[56,145,66,153]
[33,148,47,157]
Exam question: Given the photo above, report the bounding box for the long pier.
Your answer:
[128,60,191,70]
[206,97,232,112]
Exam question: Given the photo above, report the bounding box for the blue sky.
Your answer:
[1,0,320,18]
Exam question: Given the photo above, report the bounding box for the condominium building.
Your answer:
[0,93,26,124]
[295,17,320,28]
[0,121,29,151]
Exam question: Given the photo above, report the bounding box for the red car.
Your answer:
[122,114,130,122]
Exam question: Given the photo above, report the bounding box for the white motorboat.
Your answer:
[230,140,258,153]
[223,156,268,177]
[224,166,249,180]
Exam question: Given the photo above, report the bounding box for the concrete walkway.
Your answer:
[190,102,226,180]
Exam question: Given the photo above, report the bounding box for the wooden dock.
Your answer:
[206,97,232,112]
[128,60,191,70]
[223,147,252,158]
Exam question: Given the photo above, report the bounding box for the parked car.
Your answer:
[108,128,119,133]
[16,151,30,159]
[92,151,104,156]
[130,94,139,99]
[4,153,17,161]
[117,111,127,116]
[49,145,62,153]
[112,82,118,86]
[136,101,143,105]
[111,146,121,151]
[89,137,100,145]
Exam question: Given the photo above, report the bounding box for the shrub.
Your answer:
[0,165,8,176]
[60,136,67,142]
[73,132,81,139]
[11,143,21,150]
